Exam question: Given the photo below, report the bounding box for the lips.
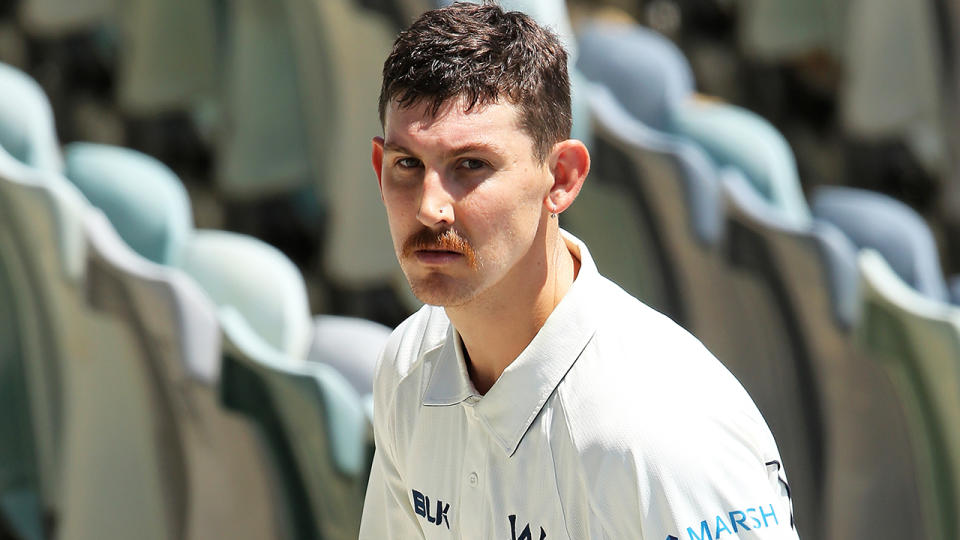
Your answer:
[403,228,478,268]
[414,249,464,265]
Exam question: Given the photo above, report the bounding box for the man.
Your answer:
[361,3,799,539]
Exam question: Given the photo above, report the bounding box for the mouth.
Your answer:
[414,249,464,265]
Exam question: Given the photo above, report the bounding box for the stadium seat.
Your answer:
[116,0,219,115]
[718,170,924,539]
[219,0,311,199]
[176,229,313,362]
[59,138,385,539]
[308,315,391,395]
[951,276,960,306]
[18,0,114,37]
[281,0,397,287]
[0,146,285,539]
[854,249,960,540]
[577,22,925,538]
[219,307,372,540]
[0,62,63,172]
[737,0,846,61]
[669,99,811,228]
[669,108,827,538]
[0,158,46,540]
[811,186,950,303]
[840,0,947,176]
[576,30,831,522]
[64,142,194,265]
[574,21,724,312]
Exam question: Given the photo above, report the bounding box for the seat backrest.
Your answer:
[308,315,391,396]
[577,21,694,132]
[0,62,63,172]
[220,307,370,540]
[670,98,812,229]
[18,0,114,37]
[218,0,311,198]
[0,153,178,539]
[812,186,949,303]
[82,213,285,540]
[282,0,397,285]
[116,0,218,114]
[1,145,284,540]
[857,249,960,540]
[176,230,313,362]
[720,169,926,539]
[64,142,194,265]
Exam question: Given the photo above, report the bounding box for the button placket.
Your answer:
[458,404,488,538]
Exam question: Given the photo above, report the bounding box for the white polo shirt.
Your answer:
[360,231,799,540]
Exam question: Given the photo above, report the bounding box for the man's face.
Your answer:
[372,98,553,307]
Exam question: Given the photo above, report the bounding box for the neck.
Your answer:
[446,224,579,395]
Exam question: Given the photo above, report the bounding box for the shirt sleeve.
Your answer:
[358,349,424,538]
[599,417,801,540]
[637,454,800,540]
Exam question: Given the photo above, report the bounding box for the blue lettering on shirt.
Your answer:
[678,503,782,539]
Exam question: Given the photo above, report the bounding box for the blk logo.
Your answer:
[508,514,546,540]
[412,489,450,529]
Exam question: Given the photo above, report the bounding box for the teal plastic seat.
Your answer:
[0,145,286,540]
[176,230,313,361]
[576,21,927,538]
[63,142,194,265]
[0,62,63,172]
[220,307,371,540]
[670,98,812,229]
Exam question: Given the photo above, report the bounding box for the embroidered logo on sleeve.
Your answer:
[412,489,450,529]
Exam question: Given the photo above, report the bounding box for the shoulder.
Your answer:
[375,305,448,386]
[555,281,787,527]
[372,305,449,420]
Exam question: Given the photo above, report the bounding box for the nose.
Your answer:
[417,169,454,228]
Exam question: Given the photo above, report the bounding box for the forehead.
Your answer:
[383,98,531,152]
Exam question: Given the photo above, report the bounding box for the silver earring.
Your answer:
[550,212,557,219]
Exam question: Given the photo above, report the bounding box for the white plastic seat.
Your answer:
[856,250,960,540]
[0,148,284,540]
[0,62,63,173]
[219,308,372,540]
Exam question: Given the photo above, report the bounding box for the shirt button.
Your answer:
[468,472,479,486]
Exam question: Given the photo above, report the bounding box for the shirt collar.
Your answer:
[422,230,600,456]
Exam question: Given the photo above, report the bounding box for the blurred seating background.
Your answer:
[0,0,959,538]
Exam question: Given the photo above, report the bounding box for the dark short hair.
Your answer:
[378,2,571,162]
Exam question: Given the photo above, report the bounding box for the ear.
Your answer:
[371,136,385,200]
[544,139,590,215]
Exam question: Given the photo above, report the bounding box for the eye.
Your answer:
[396,157,422,169]
[459,158,486,171]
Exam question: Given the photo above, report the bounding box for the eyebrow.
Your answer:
[383,141,503,159]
